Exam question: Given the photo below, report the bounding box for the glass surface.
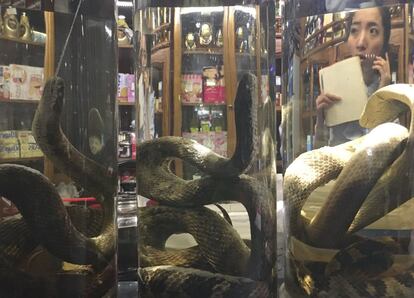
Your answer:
[134,1,277,297]
[0,1,117,296]
[282,1,414,297]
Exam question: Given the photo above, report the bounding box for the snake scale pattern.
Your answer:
[136,73,276,296]
[0,73,277,297]
[284,84,414,297]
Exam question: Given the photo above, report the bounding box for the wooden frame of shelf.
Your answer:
[151,47,171,137]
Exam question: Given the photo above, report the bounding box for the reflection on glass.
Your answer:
[282,3,414,298]
[135,3,276,297]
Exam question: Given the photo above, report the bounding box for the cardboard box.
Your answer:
[0,130,20,159]
[127,74,135,102]
[182,131,227,157]
[9,64,44,100]
[0,65,10,100]
[17,130,43,158]
[117,73,129,101]
[181,74,202,103]
[202,66,225,104]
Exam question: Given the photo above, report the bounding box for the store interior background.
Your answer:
[1,0,414,296]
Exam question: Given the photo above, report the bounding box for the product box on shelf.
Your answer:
[202,66,225,104]
[117,73,129,102]
[127,74,135,102]
[182,131,227,157]
[0,130,20,159]
[118,131,136,159]
[0,65,10,100]
[9,64,44,101]
[181,74,202,103]
[17,130,43,158]
[117,73,135,102]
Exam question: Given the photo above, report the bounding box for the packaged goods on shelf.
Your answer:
[117,73,135,102]
[17,130,43,158]
[118,131,136,159]
[9,64,44,100]
[0,130,43,159]
[183,131,227,157]
[117,73,128,101]
[127,74,135,102]
[202,66,225,104]
[0,130,20,159]
[181,74,202,103]
[0,65,10,100]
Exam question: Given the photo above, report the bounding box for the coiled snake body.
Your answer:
[284,84,414,297]
[136,73,276,296]
[0,73,277,297]
[0,77,117,297]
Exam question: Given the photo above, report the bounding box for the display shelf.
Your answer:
[118,101,135,106]
[181,102,225,107]
[118,157,135,164]
[183,49,224,55]
[0,156,43,163]
[0,98,39,104]
[0,35,45,47]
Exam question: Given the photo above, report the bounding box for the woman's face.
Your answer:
[347,7,385,58]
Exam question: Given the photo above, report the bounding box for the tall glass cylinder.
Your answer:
[0,1,118,296]
[282,1,414,297]
[134,1,277,297]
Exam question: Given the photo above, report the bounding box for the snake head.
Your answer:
[42,76,65,114]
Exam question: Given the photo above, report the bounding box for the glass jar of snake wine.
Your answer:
[0,1,118,297]
[281,0,414,297]
[133,0,278,297]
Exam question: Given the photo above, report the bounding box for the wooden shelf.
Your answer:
[119,44,133,49]
[118,101,135,106]
[0,35,45,47]
[0,156,43,163]
[0,98,39,104]
[183,48,223,55]
[182,102,226,107]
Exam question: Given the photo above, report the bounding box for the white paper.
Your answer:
[319,56,368,127]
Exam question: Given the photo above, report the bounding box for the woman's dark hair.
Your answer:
[347,5,391,56]
[379,6,391,55]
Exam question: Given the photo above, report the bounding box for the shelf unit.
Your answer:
[296,5,408,155]
[0,6,53,177]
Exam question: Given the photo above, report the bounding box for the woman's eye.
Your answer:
[369,27,379,36]
[350,26,359,35]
